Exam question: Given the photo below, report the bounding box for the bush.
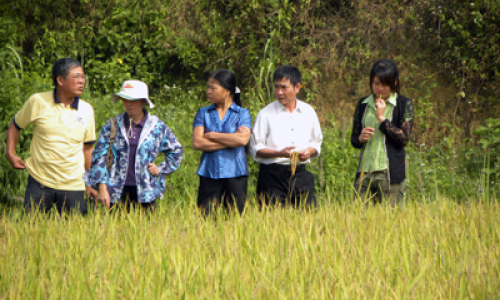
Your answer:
[1,0,499,203]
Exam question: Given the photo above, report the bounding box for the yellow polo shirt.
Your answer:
[14,91,96,191]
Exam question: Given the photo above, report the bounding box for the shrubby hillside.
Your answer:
[1,0,499,203]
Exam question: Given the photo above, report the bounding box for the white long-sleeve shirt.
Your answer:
[250,99,323,165]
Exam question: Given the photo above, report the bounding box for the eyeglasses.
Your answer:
[68,74,86,80]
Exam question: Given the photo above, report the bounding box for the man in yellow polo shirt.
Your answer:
[6,58,96,215]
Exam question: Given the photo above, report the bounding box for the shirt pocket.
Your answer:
[67,124,85,143]
[63,114,86,143]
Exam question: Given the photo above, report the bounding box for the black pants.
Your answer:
[110,186,155,212]
[197,176,248,215]
[24,175,87,215]
[256,163,316,208]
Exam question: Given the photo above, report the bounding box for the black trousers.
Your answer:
[197,176,248,215]
[24,175,87,215]
[256,163,316,208]
[110,185,155,212]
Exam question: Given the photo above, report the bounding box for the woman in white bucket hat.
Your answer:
[85,80,183,211]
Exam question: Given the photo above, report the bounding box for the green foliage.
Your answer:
[473,117,500,198]
[3,0,314,94]
[476,118,500,154]
[312,119,359,202]
[399,0,500,131]
[0,46,52,203]
[1,0,499,204]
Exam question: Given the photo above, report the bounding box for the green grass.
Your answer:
[1,198,498,299]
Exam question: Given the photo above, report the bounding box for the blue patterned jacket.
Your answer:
[84,112,183,203]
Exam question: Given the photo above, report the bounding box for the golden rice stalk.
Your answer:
[290,151,300,176]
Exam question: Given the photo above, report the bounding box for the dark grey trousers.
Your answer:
[354,172,405,207]
[256,163,316,208]
[24,176,87,215]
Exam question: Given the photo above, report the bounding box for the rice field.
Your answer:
[0,199,499,299]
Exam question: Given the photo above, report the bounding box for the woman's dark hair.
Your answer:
[369,59,400,94]
[209,69,241,106]
[52,58,82,87]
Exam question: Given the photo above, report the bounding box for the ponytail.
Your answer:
[209,69,243,106]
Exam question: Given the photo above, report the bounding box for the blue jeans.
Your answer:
[24,176,87,215]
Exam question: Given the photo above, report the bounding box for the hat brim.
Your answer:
[111,93,155,109]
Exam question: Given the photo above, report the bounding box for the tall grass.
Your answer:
[1,198,498,299]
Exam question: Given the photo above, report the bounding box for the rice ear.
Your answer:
[290,152,300,177]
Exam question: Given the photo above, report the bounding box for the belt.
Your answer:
[262,163,307,173]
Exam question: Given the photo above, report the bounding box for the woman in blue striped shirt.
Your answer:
[192,69,251,215]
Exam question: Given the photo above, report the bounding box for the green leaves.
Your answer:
[1,0,499,203]
[474,118,500,186]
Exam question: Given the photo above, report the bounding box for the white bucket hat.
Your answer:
[111,80,155,109]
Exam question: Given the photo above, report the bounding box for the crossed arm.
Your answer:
[192,125,251,152]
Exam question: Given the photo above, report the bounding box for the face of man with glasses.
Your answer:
[59,67,86,97]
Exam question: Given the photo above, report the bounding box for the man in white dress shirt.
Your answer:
[250,65,323,207]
